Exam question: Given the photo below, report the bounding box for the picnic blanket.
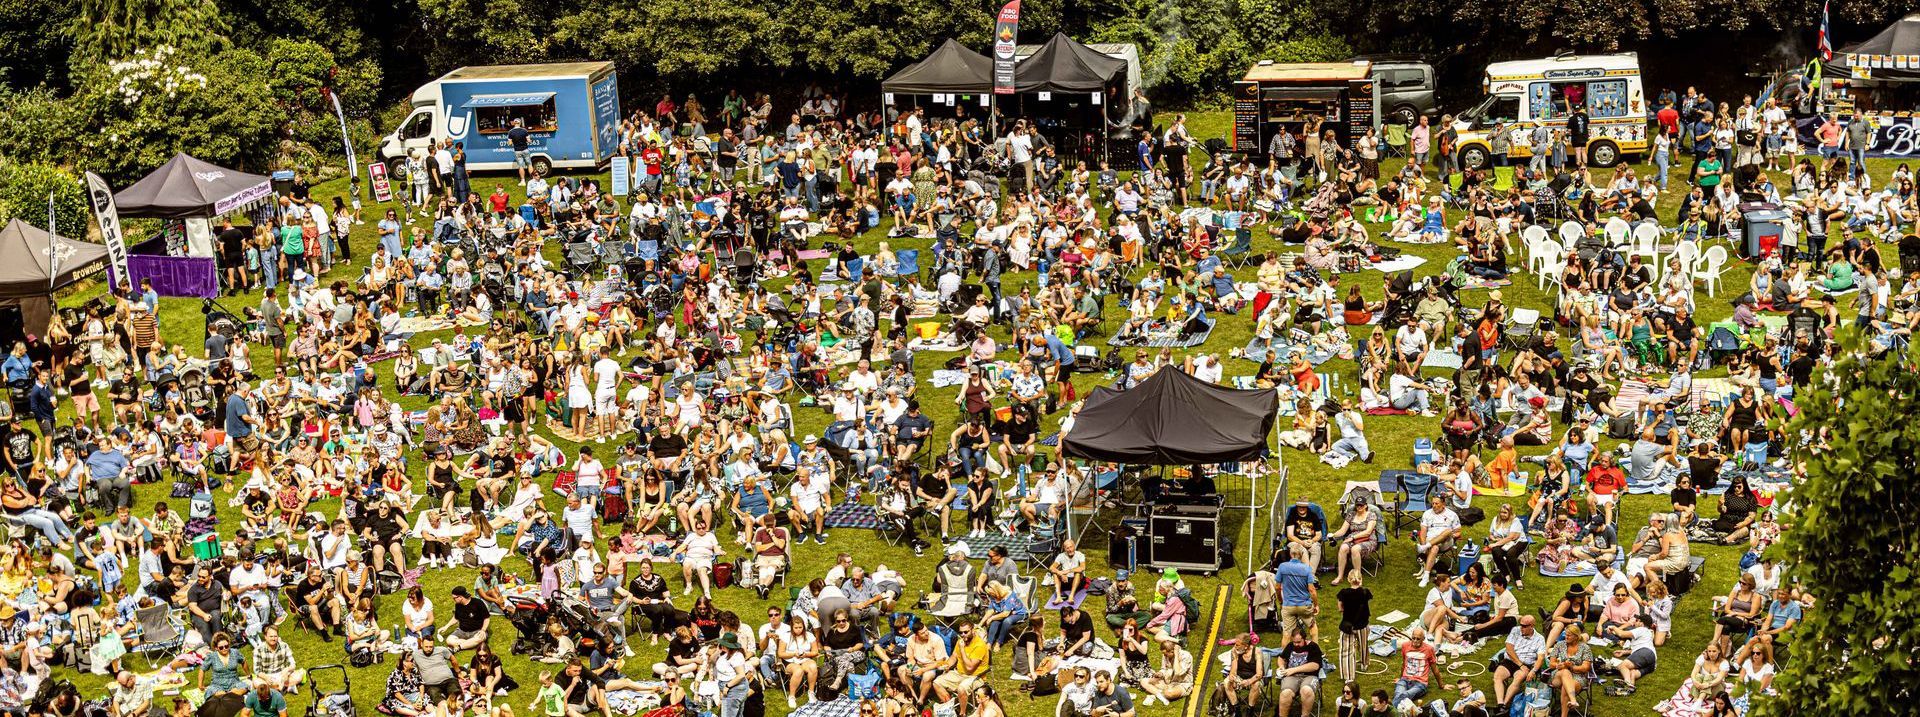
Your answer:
[1459,276,1512,290]
[1421,348,1465,370]
[1370,255,1428,273]
[958,530,1032,562]
[1239,339,1339,366]
[824,502,884,529]
[907,338,968,353]
[1111,316,1215,349]
[393,316,456,334]
[790,696,862,717]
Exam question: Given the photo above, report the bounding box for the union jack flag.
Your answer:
[1817,0,1832,61]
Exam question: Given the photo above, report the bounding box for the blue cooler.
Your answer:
[1413,438,1435,468]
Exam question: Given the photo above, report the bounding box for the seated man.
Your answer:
[901,620,949,703]
[878,472,932,554]
[1272,629,1323,717]
[932,620,991,713]
[441,586,492,651]
[250,627,305,693]
[1047,538,1090,602]
[1414,501,1461,587]
[839,567,893,625]
[1488,616,1546,707]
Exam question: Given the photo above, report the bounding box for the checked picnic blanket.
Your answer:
[824,502,884,530]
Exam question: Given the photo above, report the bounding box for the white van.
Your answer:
[1453,53,1648,169]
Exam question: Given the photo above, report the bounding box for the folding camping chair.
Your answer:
[920,558,978,628]
[1219,227,1255,267]
[1386,471,1433,538]
[129,603,186,669]
[894,249,921,280]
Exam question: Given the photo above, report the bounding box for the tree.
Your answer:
[0,162,90,235]
[62,46,284,182]
[72,0,228,62]
[1756,328,1920,715]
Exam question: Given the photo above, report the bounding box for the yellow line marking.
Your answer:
[1186,583,1232,717]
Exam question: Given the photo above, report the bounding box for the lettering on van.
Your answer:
[1542,68,1607,80]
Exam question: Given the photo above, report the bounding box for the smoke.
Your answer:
[1140,0,1190,89]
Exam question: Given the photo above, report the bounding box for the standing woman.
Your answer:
[1357,127,1380,180]
[566,353,593,439]
[1302,115,1324,181]
[451,143,471,204]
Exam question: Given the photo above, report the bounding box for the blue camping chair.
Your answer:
[1390,471,1434,538]
[894,249,921,279]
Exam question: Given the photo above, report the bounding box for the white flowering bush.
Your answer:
[105,46,211,106]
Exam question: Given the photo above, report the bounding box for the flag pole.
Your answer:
[47,190,57,292]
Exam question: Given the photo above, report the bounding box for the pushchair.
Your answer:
[305,664,354,717]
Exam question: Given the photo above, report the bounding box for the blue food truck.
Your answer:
[377,61,621,177]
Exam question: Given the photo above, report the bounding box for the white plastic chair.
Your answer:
[1629,223,1661,264]
[1526,238,1557,275]
[1558,221,1585,250]
[1537,250,1568,291]
[1672,240,1701,275]
[1522,226,1553,274]
[1693,245,1730,296]
[1604,216,1632,246]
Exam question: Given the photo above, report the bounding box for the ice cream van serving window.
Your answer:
[476,99,558,135]
[1528,79,1629,121]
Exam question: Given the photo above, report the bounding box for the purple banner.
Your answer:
[126,254,219,299]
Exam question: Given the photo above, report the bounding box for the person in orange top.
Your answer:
[1485,435,1519,489]
[1585,453,1626,527]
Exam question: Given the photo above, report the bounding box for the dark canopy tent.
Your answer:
[113,152,273,220]
[0,218,111,340]
[1013,33,1127,94]
[1008,33,1134,168]
[1062,367,1277,465]
[1831,13,1920,83]
[882,39,994,95]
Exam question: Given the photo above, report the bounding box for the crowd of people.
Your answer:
[0,74,1892,717]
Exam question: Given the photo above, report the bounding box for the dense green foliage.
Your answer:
[0,161,91,232]
[0,0,1912,224]
[1756,329,1920,714]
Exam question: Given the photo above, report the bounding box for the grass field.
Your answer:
[48,110,1870,717]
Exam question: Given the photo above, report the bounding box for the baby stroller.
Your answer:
[508,600,555,655]
[305,665,354,717]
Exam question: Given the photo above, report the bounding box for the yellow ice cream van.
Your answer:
[1452,53,1648,169]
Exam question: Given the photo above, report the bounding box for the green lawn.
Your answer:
[48,111,1866,717]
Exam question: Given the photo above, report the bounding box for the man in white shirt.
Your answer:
[591,346,622,440]
[1388,370,1435,415]
[786,468,832,543]
[1394,316,1431,372]
[844,360,880,397]
[1008,124,1036,192]
[1415,502,1460,587]
[434,141,455,194]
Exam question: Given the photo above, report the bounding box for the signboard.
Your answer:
[1345,78,1377,149]
[213,180,273,215]
[83,171,129,293]
[1796,114,1920,157]
[611,155,632,196]
[992,0,1021,95]
[1232,81,1261,153]
[368,162,394,203]
[590,72,622,164]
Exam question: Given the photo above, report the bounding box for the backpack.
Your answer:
[1176,589,1202,628]
[1606,415,1637,440]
